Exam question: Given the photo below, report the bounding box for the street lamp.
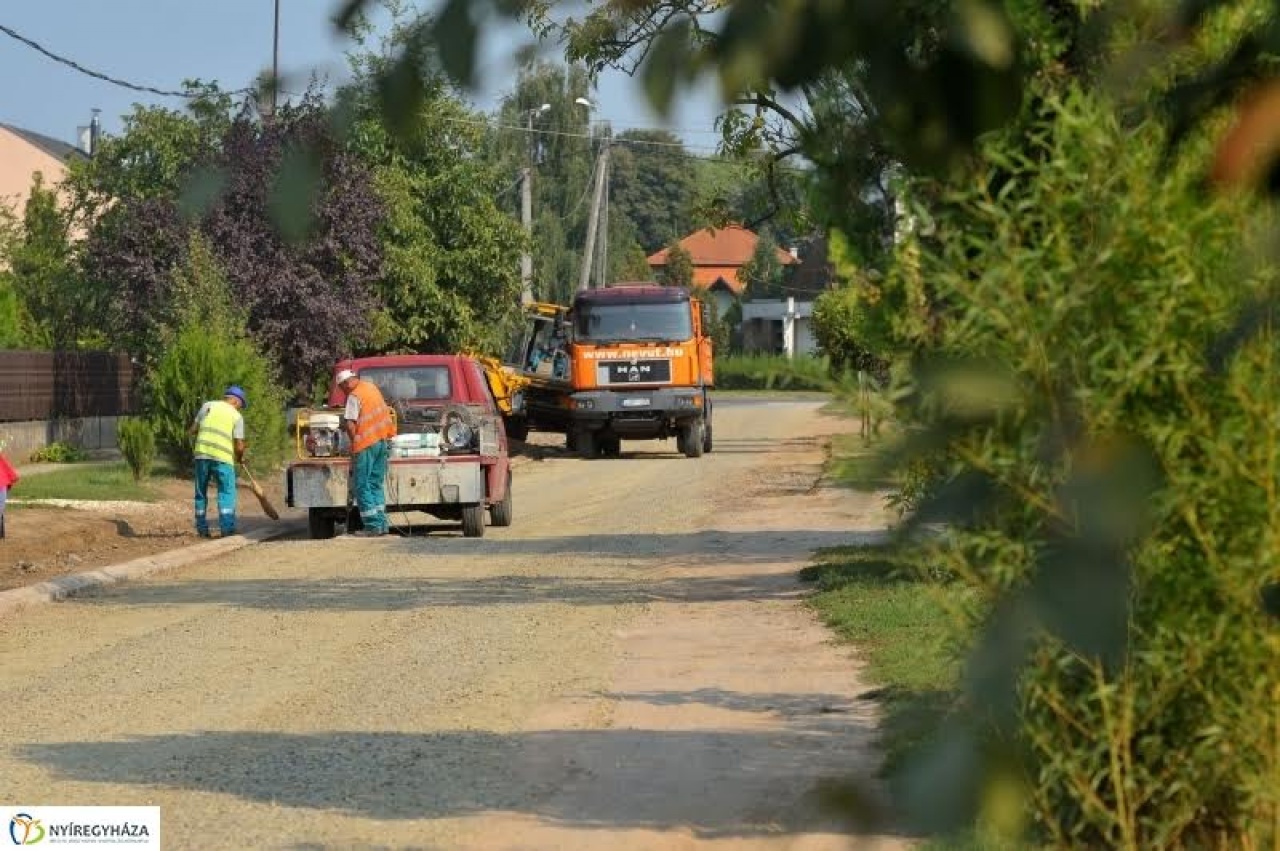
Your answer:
[519,103,553,305]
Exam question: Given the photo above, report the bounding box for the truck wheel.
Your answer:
[601,435,622,457]
[506,417,529,442]
[489,472,514,527]
[702,398,714,454]
[576,428,598,459]
[461,504,486,538]
[308,509,336,540]
[680,419,705,458]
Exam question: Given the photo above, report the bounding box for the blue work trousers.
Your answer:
[194,458,237,536]
[352,439,390,533]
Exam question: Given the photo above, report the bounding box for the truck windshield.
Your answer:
[574,302,693,343]
[356,367,452,402]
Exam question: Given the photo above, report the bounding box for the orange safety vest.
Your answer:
[348,380,396,453]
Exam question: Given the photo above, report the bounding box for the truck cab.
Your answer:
[507,284,714,458]
[286,354,513,539]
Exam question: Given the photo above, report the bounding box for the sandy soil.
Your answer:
[0,476,296,592]
[0,399,908,850]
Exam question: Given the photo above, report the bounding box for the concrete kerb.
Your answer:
[0,521,304,618]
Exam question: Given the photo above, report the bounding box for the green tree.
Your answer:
[658,241,693,289]
[492,62,600,306]
[609,130,696,252]
[340,22,524,355]
[145,233,287,474]
[740,230,785,298]
[6,174,105,349]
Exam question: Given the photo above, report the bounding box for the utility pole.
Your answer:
[521,104,550,305]
[598,136,610,286]
[577,140,610,292]
[271,0,281,115]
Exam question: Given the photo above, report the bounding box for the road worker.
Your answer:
[336,368,396,537]
[188,385,247,538]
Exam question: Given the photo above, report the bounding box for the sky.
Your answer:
[0,1,730,153]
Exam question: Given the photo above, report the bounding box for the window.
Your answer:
[574,302,693,343]
[358,366,451,401]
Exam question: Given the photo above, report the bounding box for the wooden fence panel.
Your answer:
[0,351,139,422]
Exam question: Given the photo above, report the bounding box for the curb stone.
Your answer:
[0,521,305,618]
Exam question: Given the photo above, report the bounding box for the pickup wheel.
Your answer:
[680,419,705,458]
[489,472,514,527]
[461,504,486,538]
[308,509,336,540]
[505,417,529,442]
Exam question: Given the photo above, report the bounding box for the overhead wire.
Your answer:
[0,22,254,98]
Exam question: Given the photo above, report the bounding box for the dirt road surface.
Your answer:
[0,400,908,850]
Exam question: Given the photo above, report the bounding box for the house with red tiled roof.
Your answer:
[646,223,798,316]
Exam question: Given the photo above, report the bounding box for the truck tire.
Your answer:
[601,434,622,457]
[576,428,598,459]
[308,509,336,540]
[489,472,514,527]
[702,398,714,454]
[680,419,705,458]
[461,504,486,538]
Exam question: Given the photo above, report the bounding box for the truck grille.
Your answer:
[596,359,672,385]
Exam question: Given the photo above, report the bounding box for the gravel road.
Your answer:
[0,399,908,850]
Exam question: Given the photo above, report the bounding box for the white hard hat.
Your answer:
[335,369,357,384]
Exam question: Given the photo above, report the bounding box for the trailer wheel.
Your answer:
[308,509,336,540]
[461,504,486,538]
[680,419,705,458]
[489,472,514,527]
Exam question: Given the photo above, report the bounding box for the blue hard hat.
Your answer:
[224,385,248,409]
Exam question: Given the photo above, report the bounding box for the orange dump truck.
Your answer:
[505,283,714,458]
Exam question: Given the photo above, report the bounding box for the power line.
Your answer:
[0,22,252,98]
[444,114,811,172]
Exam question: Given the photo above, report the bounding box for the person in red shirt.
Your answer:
[0,451,19,539]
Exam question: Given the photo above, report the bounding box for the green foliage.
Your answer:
[145,244,287,475]
[740,230,785,298]
[811,281,886,373]
[714,354,831,390]
[116,417,157,482]
[690,290,731,354]
[6,175,106,349]
[609,130,696,252]
[876,90,1280,846]
[802,541,972,782]
[658,241,693,289]
[28,441,87,464]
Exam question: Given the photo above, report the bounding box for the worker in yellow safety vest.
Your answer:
[188,385,247,538]
[337,368,396,537]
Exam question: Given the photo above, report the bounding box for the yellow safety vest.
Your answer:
[194,400,241,464]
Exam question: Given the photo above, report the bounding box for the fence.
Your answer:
[0,351,139,423]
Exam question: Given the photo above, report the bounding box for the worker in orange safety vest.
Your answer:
[336,368,396,537]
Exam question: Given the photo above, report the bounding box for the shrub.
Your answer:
[714,353,832,390]
[29,441,86,463]
[116,417,156,481]
[877,89,1280,846]
[147,323,288,476]
[144,234,288,475]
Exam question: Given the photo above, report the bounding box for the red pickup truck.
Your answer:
[285,354,513,539]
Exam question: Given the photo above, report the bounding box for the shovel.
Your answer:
[240,463,280,520]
